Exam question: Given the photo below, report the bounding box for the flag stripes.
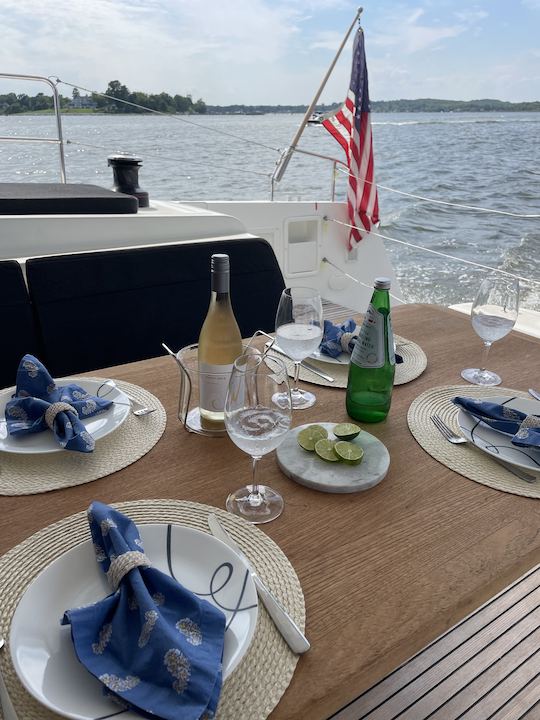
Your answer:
[323,30,379,250]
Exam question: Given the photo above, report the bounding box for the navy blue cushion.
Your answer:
[0,184,138,215]
[0,261,42,389]
[26,238,284,376]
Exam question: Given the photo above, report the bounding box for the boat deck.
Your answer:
[332,561,540,719]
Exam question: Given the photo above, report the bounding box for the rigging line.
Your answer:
[335,166,540,219]
[65,139,272,178]
[52,78,282,154]
[324,216,540,286]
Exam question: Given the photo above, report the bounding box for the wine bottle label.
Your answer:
[199,363,234,413]
[350,304,385,368]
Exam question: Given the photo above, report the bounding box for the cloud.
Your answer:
[370,7,466,54]
[0,0,304,101]
[454,9,489,23]
[0,0,537,105]
[310,31,349,51]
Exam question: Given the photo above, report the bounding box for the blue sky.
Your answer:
[0,0,539,104]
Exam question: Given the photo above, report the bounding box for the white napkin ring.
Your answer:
[340,332,356,353]
[107,550,151,591]
[44,401,77,430]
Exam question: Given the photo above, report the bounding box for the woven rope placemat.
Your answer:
[0,499,304,720]
[0,379,166,496]
[407,384,539,498]
[269,335,427,389]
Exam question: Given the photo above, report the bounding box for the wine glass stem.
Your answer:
[249,455,263,506]
[479,341,492,373]
[292,361,301,393]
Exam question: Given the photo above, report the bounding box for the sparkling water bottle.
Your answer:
[346,278,395,422]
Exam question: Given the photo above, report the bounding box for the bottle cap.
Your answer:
[374,277,391,290]
[211,254,230,273]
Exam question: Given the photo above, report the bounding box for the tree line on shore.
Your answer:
[1,80,538,115]
[0,80,206,115]
[206,98,540,114]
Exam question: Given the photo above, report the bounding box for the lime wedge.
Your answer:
[333,423,361,441]
[314,438,339,462]
[334,441,364,465]
[297,425,328,451]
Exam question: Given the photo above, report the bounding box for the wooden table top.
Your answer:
[1,303,539,720]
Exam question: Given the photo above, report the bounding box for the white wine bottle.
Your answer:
[198,254,243,430]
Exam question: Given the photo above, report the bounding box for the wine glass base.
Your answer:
[274,389,316,410]
[226,485,284,524]
[461,368,502,386]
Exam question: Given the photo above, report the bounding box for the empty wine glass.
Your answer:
[461,275,519,386]
[274,287,323,409]
[224,353,292,523]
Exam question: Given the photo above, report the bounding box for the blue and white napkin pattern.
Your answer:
[319,319,357,358]
[319,319,403,363]
[5,354,112,452]
[452,396,540,448]
[62,502,226,720]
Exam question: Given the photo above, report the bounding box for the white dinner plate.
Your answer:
[0,378,130,454]
[457,395,540,475]
[10,523,258,720]
[309,347,350,365]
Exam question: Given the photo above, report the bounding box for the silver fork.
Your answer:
[430,413,537,483]
[124,392,157,417]
[99,380,156,417]
[0,637,19,720]
[431,414,467,444]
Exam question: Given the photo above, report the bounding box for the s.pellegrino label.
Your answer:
[350,304,386,369]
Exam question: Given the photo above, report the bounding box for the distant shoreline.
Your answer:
[5,98,540,117]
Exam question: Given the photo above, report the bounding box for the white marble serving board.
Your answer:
[276,422,390,494]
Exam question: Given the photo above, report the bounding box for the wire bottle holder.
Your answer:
[163,331,276,437]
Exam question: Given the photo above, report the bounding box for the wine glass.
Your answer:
[274,287,323,409]
[461,275,519,386]
[224,353,292,523]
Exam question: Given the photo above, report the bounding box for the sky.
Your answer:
[0,0,539,105]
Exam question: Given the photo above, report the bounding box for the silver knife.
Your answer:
[528,389,540,402]
[267,344,335,383]
[492,457,537,483]
[207,514,310,654]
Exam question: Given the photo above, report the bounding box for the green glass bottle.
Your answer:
[346,277,395,423]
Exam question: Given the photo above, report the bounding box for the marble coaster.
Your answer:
[276,422,390,493]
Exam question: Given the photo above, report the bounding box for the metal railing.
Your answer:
[0,73,66,182]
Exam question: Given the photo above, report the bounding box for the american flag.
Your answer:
[322,28,379,250]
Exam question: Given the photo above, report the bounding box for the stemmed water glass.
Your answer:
[274,287,323,409]
[224,353,292,523]
[461,275,519,386]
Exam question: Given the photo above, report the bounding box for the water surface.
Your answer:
[0,112,538,309]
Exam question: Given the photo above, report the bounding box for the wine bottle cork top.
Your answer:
[374,277,391,290]
[211,254,230,273]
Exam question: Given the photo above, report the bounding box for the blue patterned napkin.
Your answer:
[319,319,403,363]
[452,396,540,448]
[5,354,112,452]
[319,319,357,358]
[62,502,225,720]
